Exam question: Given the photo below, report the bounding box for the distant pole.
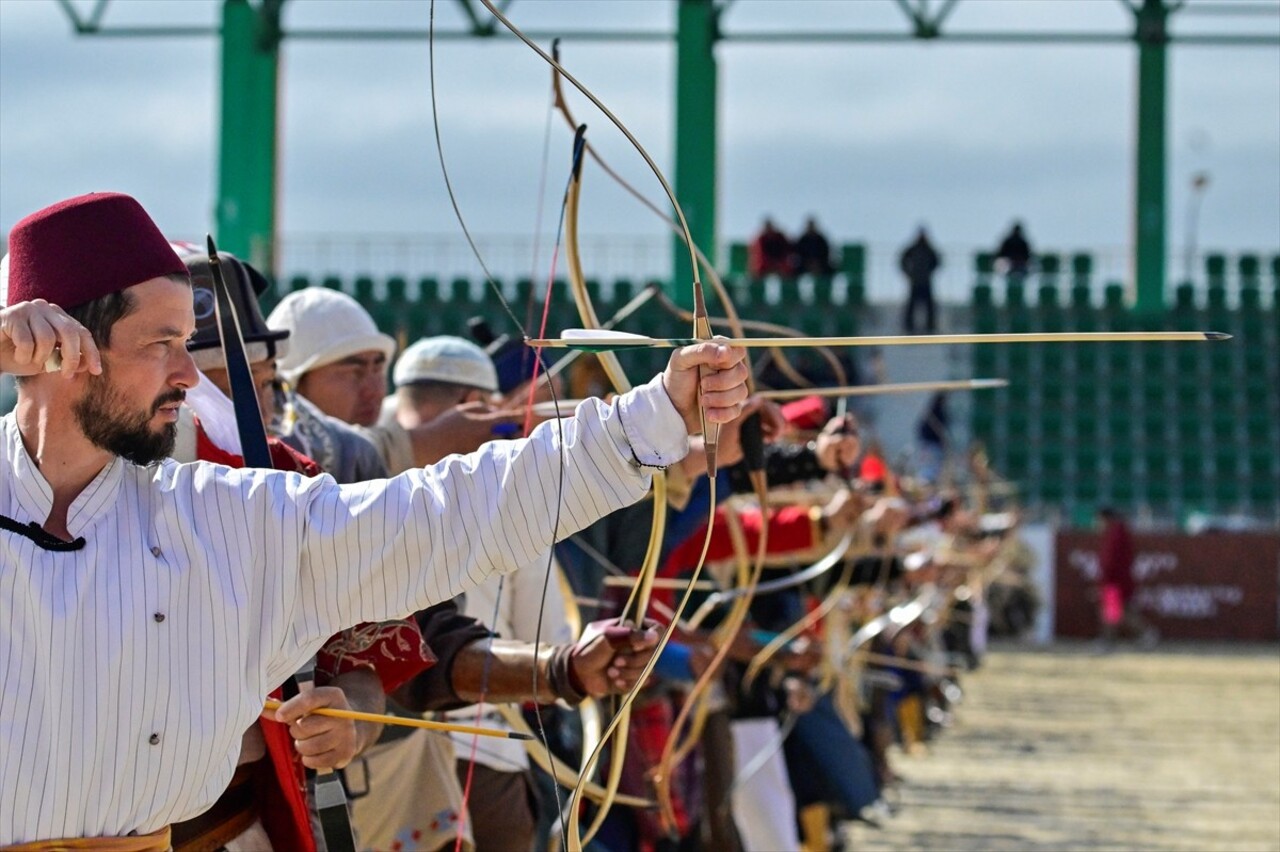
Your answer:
[672,0,719,308]
[1182,171,1210,284]
[1133,0,1171,314]
[216,0,284,275]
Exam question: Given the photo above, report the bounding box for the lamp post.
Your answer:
[1183,171,1211,285]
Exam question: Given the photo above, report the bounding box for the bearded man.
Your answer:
[0,191,749,849]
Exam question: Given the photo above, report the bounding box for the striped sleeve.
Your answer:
[267,376,686,682]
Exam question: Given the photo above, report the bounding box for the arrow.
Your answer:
[758,378,1008,400]
[261,699,534,741]
[525,329,1230,351]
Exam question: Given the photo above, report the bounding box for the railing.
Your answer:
[1,232,1274,310]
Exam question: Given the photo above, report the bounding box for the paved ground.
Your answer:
[845,642,1280,852]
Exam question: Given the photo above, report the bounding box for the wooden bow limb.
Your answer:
[643,283,850,392]
[554,123,709,851]
[489,705,657,810]
[740,555,858,694]
[550,112,757,834]
[525,330,1230,349]
[688,531,859,624]
[545,42,828,396]
[261,699,534,741]
[652,503,766,834]
[758,378,1008,401]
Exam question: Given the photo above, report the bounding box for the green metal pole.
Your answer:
[216,0,283,274]
[672,0,719,307]
[1133,0,1169,314]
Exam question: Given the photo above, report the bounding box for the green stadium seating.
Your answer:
[728,243,749,277]
[1174,346,1201,375]
[1205,254,1228,287]
[1103,283,1126,315]
[1245,411,1273,445]
[1074,412,1101,443]
[1039,477,1067,502]
[1248,477,1277,503]
[1074,379,1100,408]
[840,244,866,304]
[1006,445,1031,477]
[1175,410,1203,444]
[1110,477,1137,503]
[1106,381,1131,409]
[1181,475,1208,504]
[1038,254,1061,289]
[1070,254,1093,288]
[1141,412,1167,443]
[1140,380,1167,410]
[1239,255,1261,288]
[1210,412,1238,444]
[1006,282,1027,311]
[1145,478,1173,507]
[1213,477,1241,507]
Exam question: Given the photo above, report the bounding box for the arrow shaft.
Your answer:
[525,331,1226,350]
[759,379,1007,400]
[261,699,532,740]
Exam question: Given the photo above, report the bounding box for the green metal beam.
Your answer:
[216,0,283,274]
[1134,0,1172,314]
[672,0,719,308]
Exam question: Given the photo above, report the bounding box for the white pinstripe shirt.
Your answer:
[0,377,686,844]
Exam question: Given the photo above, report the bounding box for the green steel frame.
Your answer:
[53,0,1279,311]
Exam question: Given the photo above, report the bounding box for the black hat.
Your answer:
[181,250,289,371]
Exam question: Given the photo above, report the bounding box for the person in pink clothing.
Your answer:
[1096,507,1159,649]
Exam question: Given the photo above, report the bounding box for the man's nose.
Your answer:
[172,346,200,390]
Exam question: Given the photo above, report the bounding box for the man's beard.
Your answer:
[73,366,185,466]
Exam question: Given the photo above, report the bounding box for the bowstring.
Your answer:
[427,1,574,847]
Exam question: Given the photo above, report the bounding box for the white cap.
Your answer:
[267,287,396,385]
[393,335,498,392]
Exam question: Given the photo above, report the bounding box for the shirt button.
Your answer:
[150,546,162,558]
[149,733,161,745]
[153,613,166,623]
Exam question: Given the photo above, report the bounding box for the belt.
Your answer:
[169,764,259,852]
[0,827,172,852]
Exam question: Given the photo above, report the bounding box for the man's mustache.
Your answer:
[152,389,187,414]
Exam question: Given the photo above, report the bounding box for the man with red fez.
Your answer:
[0,192,752,850]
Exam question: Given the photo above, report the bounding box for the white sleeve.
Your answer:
[269,375,685,681]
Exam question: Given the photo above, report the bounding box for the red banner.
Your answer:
[1055,531,1280,641]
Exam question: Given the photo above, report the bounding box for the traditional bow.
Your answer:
[206,239,358,852]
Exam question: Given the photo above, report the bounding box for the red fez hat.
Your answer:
[5,192,188,310]
[780,395,830,431]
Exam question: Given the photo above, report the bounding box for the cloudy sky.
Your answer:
[1,0,1277,291]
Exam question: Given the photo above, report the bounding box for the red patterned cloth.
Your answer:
[620,694,699,849]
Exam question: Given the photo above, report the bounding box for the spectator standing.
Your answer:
[793,217,835,277]
[1095,507,1159,650]
[748,218,794,279]
[995,221,1033,282]
[899,227,940,334]
[916,392,949,485]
